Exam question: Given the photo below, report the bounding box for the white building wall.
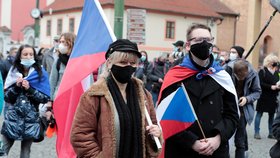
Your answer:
[103,9,115,32]
[1,0,12,28]
[39,7,217,60]
[137,12,217,60]
[22,27,35,46]
[46,0,55,6]
[0,32,12,58]
[40,11,82,47]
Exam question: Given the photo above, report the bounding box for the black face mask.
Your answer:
[157,61,165,66]
[190,40,213,60]
[111,64,136,83]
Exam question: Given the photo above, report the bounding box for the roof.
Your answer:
[44,0,83,13]
[43,0,223,19]
[200,0,239,16]
[0,26,12,33]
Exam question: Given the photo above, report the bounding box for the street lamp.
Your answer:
[114,0,124,39]
[30,0,42,47]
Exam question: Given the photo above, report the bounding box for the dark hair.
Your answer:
[38,47,45,56]
[140,50,148,61]
[212,45,220,51]
[231,46,245,58]
[186,23,211,41]
[13,44,43,79]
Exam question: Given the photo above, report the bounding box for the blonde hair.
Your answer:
[101,51,139,78]
[263,54,279,67]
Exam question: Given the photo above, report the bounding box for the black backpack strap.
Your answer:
[56,59,61,72]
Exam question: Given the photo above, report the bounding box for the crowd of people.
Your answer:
[0,23,279,158]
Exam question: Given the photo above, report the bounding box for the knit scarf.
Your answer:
[58,53,69,66]
[107,75,143,158]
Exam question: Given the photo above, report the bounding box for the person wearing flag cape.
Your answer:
[158,24,239,157]
[71,39,162,158]
[0,44,50,158]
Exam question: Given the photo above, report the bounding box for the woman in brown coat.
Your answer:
[70,39,162,158]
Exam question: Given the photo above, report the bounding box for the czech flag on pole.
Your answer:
[53,0,116,157]
[156,85,197,140]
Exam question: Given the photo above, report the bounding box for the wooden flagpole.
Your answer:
[144,106,162,149]
[181,83,207,141]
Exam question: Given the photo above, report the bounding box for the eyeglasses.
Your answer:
[189,37,214,43]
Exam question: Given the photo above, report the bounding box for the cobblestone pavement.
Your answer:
[0,113,276,158]
[0,115,57,158]
[230,113,275,158]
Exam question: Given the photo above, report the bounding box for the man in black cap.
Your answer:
[172,40,185,59]
[170,40,186,68]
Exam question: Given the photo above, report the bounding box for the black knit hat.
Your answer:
[105,39,141,59]
[231,46,245,58]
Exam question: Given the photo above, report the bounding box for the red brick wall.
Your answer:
[11,0,47,41]
[0,0,2,26]
[216,15,236,51]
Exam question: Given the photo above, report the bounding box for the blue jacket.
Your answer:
[1,85,49,140]
[229,61,262,125]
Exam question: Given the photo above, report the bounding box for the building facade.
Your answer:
[40,0,231,60]
[0,0,50,54]
[220,0,280,67]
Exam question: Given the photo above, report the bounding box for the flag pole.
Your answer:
[144,106,162,149]
[181,83,207,141]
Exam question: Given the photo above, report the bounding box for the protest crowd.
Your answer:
[0,2,280,158]
[0,22,279,158]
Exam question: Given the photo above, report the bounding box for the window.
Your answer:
[69,18,75,33]
[165,21,175,39]
[57,19,63,35]
[46,20,51,36]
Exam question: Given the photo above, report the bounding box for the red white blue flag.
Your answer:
[156,85,197,140]
[53,0,116,157]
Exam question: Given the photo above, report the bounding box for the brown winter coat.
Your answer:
[70,77,161,158]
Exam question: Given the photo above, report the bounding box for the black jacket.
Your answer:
[256,67,280,113]
[162,75,239,158]
[273,112,280,140]
[0,56,14,81]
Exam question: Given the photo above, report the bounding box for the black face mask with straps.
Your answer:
[190,40,213,60]
[111,64,136,83]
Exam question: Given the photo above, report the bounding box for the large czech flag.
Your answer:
[53,0,116,157]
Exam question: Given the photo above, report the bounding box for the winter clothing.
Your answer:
[255,67,280,136]
[134,60,150,86]
[70,77,161,158]
[228,61,261,125]
[49,58,66,100]
[42,47,56,75]
[272,112,280,139]
[159,54,239,157]
[0,56,14,81]
[227,60,261,158]
[256,67,279,113]
[146,60,168,105]
[1,67,50,140]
